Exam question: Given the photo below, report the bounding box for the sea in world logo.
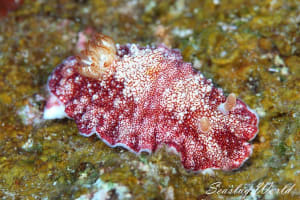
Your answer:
[205,181,296,198]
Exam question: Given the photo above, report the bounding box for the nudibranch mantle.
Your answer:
[44,34,259,172]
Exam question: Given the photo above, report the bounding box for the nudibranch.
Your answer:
[44,34,259,172]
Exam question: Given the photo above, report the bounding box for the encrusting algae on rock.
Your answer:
[43,33,259,172]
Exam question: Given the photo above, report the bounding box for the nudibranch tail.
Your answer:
[77,34,117,79]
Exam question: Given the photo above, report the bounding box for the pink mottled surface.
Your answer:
[46,44,259,171]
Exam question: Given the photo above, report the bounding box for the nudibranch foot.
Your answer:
[43,91,67,120]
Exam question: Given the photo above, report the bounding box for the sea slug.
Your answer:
[44,34,259,172]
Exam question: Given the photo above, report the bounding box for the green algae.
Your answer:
[0,0,299,199]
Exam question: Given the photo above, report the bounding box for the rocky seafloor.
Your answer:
[0,0,299,199]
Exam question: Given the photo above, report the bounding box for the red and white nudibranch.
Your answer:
[44,34,259,172]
